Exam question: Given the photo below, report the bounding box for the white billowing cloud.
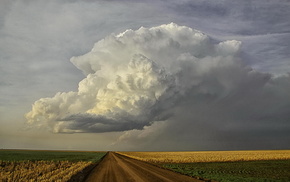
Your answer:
[26,52,173,133]
[26,23,290,147]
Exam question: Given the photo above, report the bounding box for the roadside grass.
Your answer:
[163,160,290,182]
[0,149,106,162]
[0,150,107,181]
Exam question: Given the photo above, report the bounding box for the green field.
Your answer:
[0,150,106,162]
[163,160,290,182]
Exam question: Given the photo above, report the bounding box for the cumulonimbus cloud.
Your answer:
[25,23,290,136]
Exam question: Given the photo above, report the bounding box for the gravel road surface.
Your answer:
[85,152,204,182]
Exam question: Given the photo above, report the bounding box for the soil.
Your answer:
[84,152,204,182]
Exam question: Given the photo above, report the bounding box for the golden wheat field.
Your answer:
[119,150,290,163]
[0,160,92,182]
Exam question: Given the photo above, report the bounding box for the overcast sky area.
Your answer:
[1,0,290,151]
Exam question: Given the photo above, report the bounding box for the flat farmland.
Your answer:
[119,150,290,182]
[0,150,106,182]
[119,150,290,163]
[2,150,290,181]
[0,149,106,162]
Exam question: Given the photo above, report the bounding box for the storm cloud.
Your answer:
[26,23,290,148]
[1,0,289,151]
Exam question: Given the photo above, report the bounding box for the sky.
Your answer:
[0,0,290,151]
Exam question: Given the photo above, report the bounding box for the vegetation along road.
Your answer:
[85,152,204,182]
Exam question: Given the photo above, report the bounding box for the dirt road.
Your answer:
[85,152,204,182]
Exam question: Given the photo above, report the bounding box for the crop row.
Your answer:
[0,160,92,182]
[162,160,290,182]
